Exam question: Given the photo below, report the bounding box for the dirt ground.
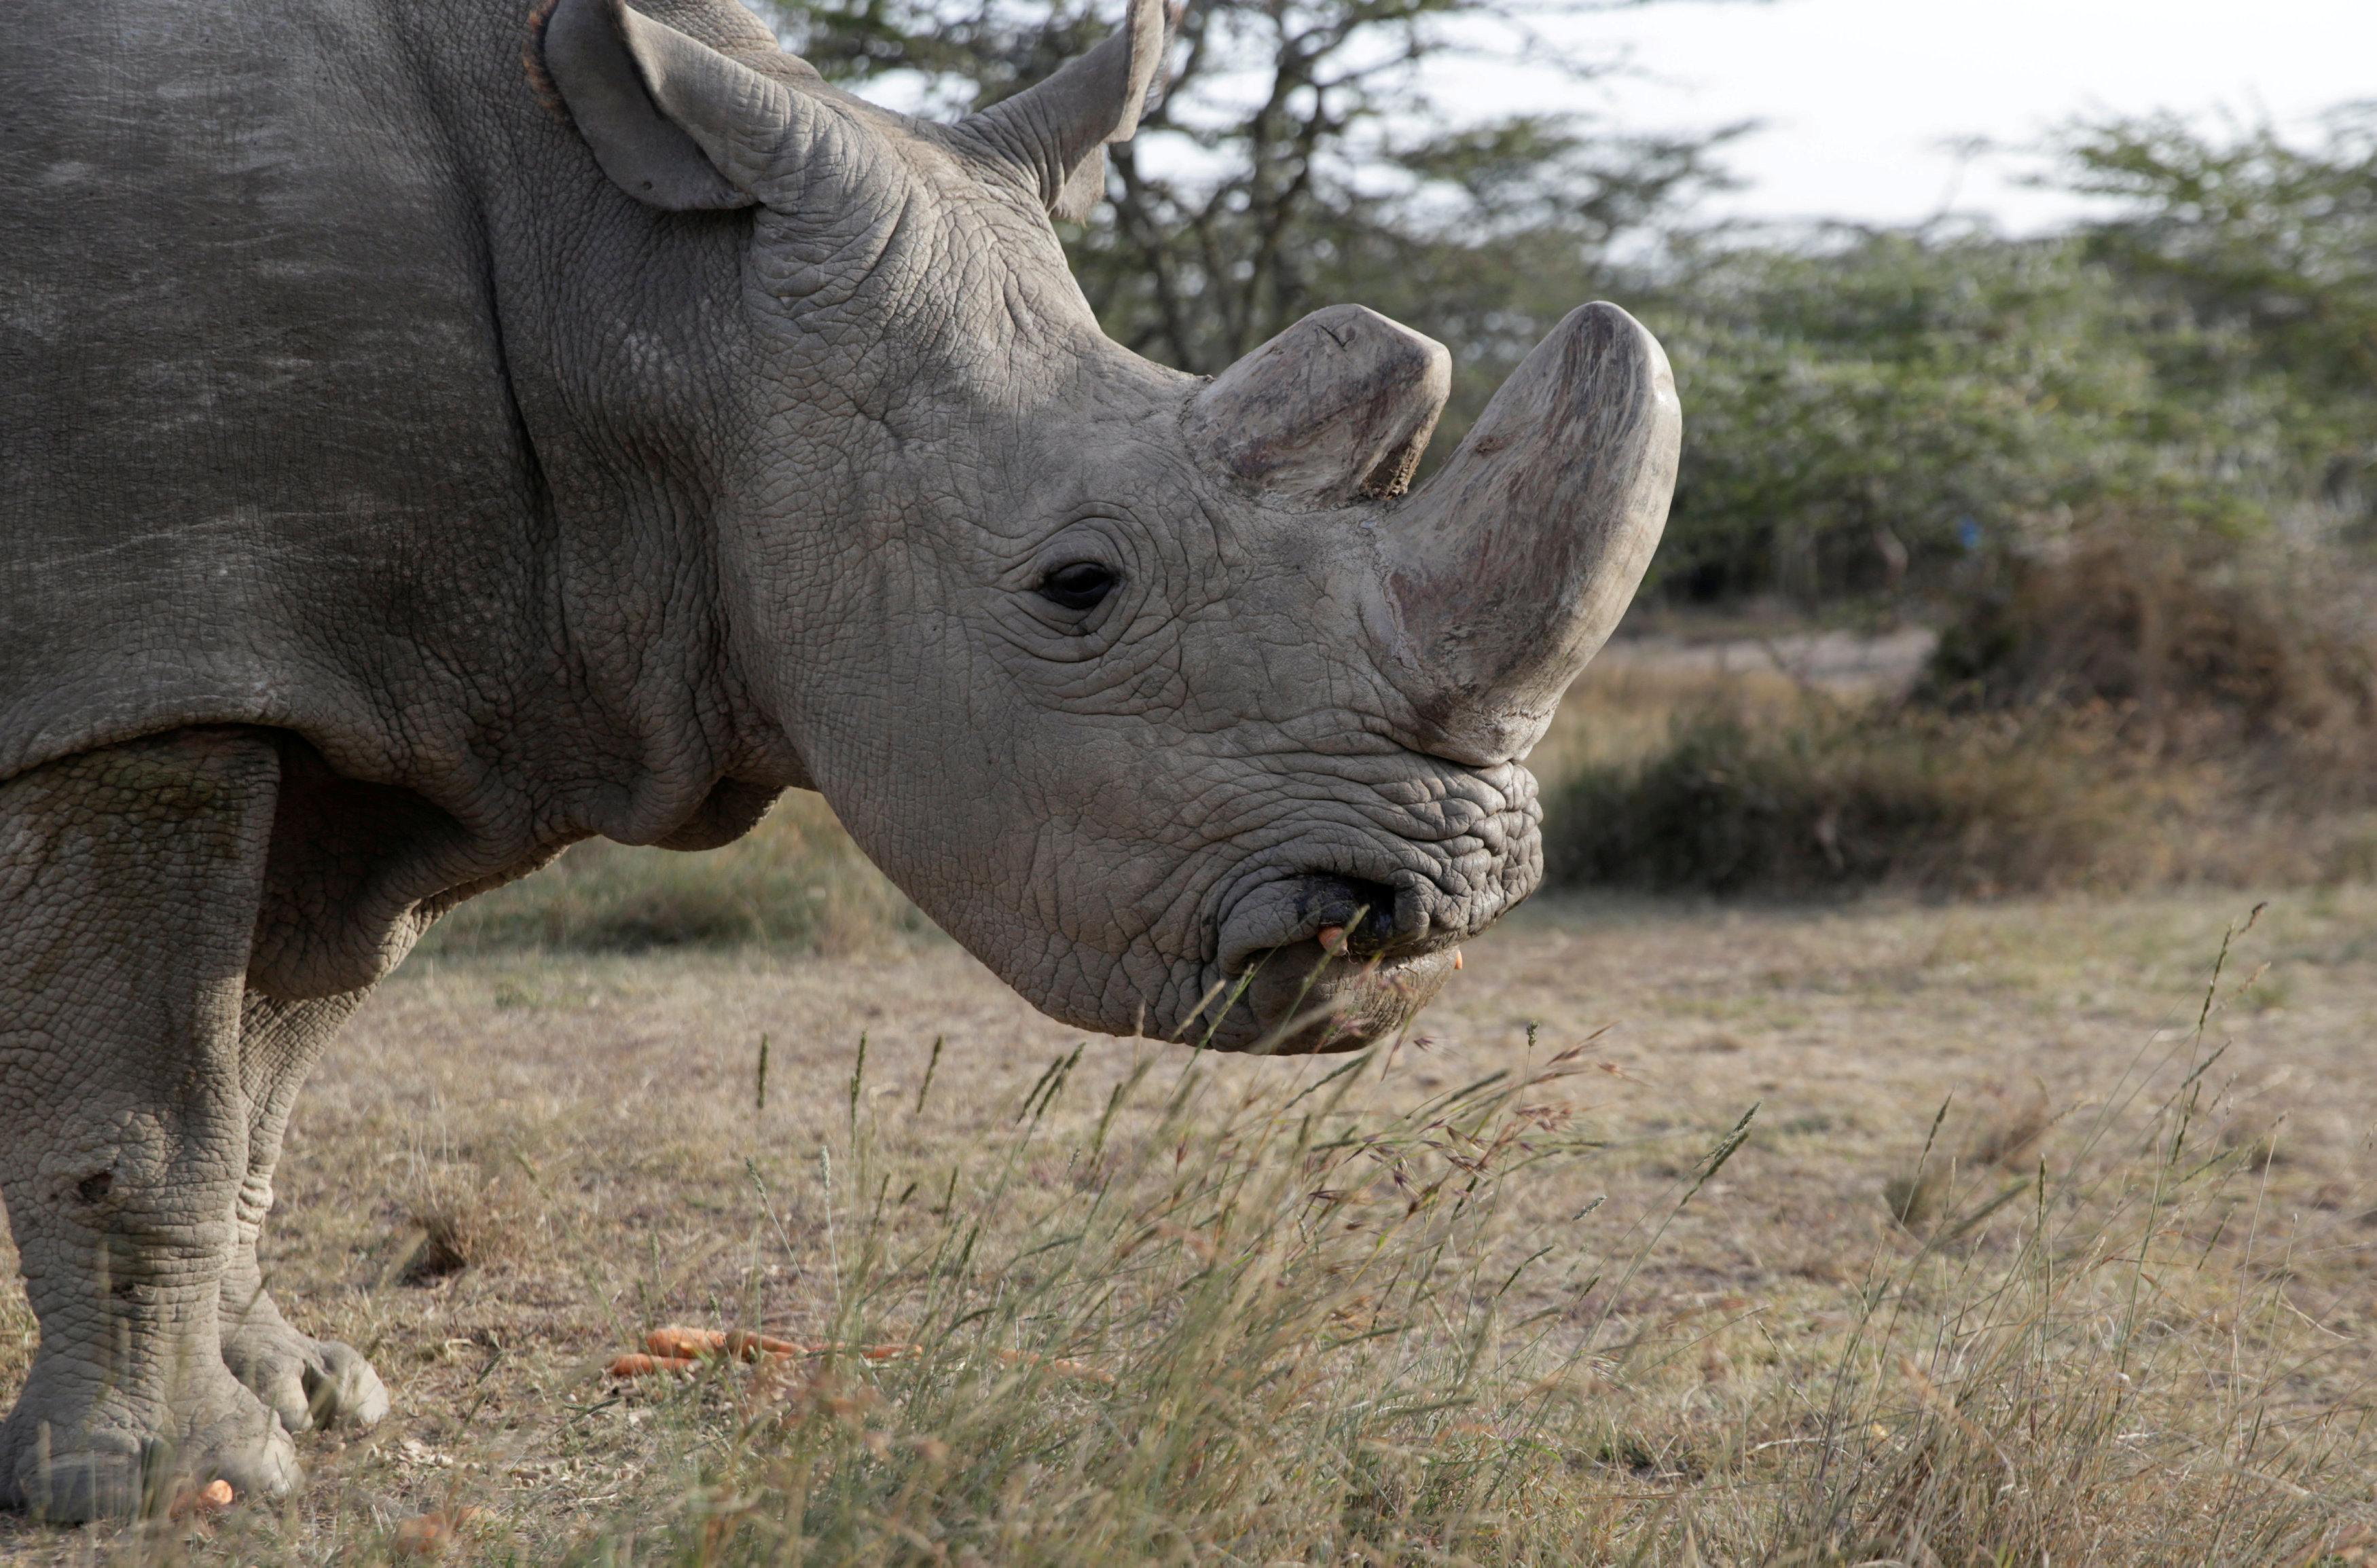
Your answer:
[3,883,2374,1561]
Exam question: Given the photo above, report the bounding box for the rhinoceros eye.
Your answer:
[1037,561,1120,613]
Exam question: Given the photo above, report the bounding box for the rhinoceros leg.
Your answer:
[217,991,389,1434]
[0,729,299,1520]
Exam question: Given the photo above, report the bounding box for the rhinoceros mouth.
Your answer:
[1194,871,1459,1053]
[1215,942,1456,1054]
[1214,871,1402,977]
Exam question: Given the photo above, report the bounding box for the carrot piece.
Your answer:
[647,1325,729,1360]
[168,1478,235,1520]
[391,1514,454,1557]
[392,1508,489,1557]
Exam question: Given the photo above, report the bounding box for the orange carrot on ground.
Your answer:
[392,1508,488,1557]
[391,1514,453,1557]
[646,1325,728,1360]
[616,1332,922,1376]
[645,1324,806,1362]
[167,1478,234,1521]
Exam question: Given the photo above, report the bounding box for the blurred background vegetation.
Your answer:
[433,0,2377,953]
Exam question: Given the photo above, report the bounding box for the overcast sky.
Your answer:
[1488,0,2376,232]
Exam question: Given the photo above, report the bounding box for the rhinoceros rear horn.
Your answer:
[955,0,1173,221]
[1186,306,1452,505]
[541,0,815,210]
[1377,303,1680,766]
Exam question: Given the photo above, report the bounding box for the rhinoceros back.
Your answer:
[0,0,552,814]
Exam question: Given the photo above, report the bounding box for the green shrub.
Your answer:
[1544,699,2185,896]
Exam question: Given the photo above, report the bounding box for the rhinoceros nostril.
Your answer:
[1313,878,1399,953]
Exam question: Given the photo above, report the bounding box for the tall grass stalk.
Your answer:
[503,930,2376,1565]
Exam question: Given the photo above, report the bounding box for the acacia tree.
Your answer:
[1633,107,2377,608]
[760,0,1737,443]
[2058,105,2377,519]
[1651,232,2189,603]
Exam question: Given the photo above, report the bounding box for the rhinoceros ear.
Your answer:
[1186,306,1453,505]
[954,0,1172,221]
[540,0,801,210]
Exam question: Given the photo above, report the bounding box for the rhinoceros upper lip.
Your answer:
[1214,872,1398,979]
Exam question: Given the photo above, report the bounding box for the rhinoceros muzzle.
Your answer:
[1180,296,1682,1051]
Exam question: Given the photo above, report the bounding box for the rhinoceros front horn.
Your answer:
[1373,303,1680,766]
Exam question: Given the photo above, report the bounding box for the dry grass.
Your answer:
[7,885,2377,1563]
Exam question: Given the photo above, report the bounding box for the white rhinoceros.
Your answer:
[0,0,1677,1518]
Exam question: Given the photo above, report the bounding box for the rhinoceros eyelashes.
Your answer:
[1036,561,1121,613]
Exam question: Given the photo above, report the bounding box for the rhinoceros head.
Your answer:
[537,0,1678,1051]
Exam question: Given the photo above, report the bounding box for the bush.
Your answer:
[1548,526,2377,896]
[1545,699,2190,896]
[1652,233,2182,605]
[1925,526,2377,799]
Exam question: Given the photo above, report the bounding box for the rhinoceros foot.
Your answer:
[0,1353,300,1523]
[221,1293,391,1435]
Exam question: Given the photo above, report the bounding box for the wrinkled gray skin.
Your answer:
[0,0,1677,1519]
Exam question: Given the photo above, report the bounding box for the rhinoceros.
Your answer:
[0,0,1677,1519]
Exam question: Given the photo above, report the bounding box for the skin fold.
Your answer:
[0,0,1673,1516]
